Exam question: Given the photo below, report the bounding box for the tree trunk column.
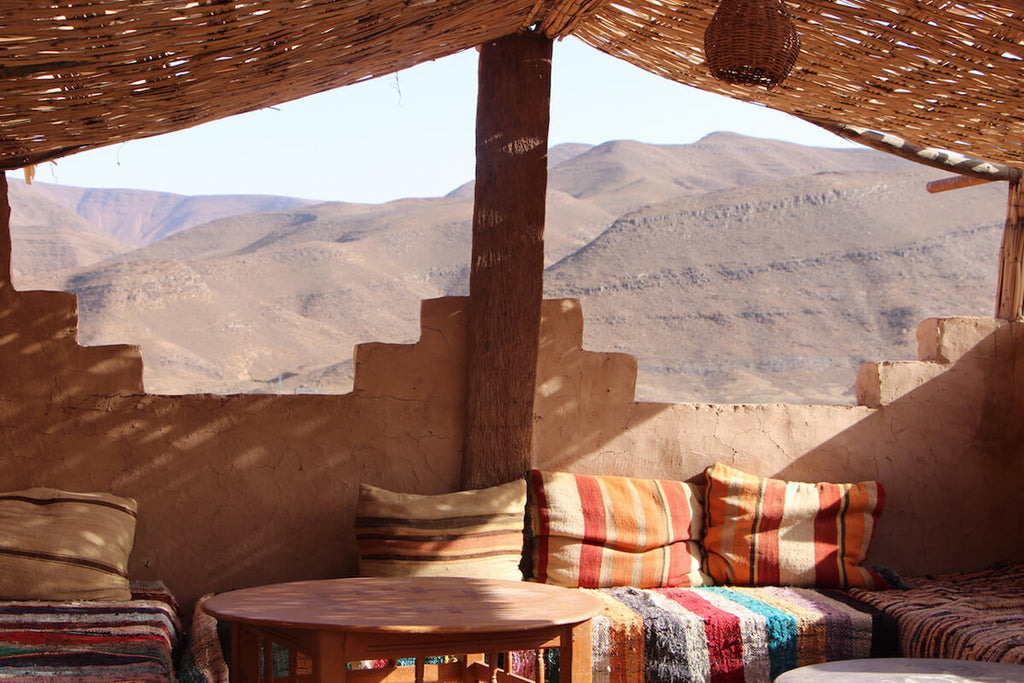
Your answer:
[996,178,1024,321]
[462,32,552,489]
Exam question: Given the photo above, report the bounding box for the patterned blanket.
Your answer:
[849,562,1024,664]
[589,586,897,683]
[0,580,181,682]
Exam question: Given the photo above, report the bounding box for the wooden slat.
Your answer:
[996,178,1024,321]
[926,175,996,194]
[465,661,534,683]
[0,173,9,292]
[342,663,467,683]
[263,634,276,683]
[462,31,552,489]
[563,621,592,683]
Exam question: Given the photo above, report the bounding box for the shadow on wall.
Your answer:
[781,318,1024,576]
[0,270,680,615]
[0,274,473,613]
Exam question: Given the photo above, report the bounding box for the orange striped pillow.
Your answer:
[355,481,527,580]
[527,470,710,588]
[702,463,888,589]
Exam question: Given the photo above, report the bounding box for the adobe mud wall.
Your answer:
[533,303,1024,575]
[2,223,1023,612]
[0,275,470,612]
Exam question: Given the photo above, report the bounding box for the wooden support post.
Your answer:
[0,172,10,291]
[996,178,1024,321]
[462,32,552,489]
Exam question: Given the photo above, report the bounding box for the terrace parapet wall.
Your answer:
[857,316,1023,410]
[0,285,144,403]
[2,261,1022,612]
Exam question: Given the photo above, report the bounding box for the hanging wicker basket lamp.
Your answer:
[703,0,801,89]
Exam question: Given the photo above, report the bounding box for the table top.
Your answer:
[775,658,1024,682]
[203,576,605,634]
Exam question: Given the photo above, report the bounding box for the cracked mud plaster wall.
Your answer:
[2,276,1023,613]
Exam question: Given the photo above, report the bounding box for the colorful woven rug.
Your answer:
[849,562,1024,664]
[589,585,897,683]
[0,580,181,682]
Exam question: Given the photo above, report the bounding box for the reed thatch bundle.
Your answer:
[0,0,1021,171]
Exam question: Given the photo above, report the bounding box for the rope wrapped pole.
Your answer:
[996,178,1024,321]
[462,32,552,489]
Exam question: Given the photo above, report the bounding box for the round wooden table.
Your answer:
[774,658,1024,682]
[203,576,605,683]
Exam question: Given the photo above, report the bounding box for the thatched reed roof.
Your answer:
[2,1,1022,171]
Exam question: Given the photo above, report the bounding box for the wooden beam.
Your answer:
[462,32,552,489]
[996,178,1024,321]
[810,119,1022,183]
[0,172,10,291]
[926,174,994,194]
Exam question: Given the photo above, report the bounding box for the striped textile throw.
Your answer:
[355,480,527,580]
[0,580,181,682]
[528,470,709,588]
[849,562,1024,664]
[588,585,897,683]
[0,488,137,601]
[702,464,888,589]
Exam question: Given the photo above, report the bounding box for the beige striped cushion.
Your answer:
[0,488,137,601]
[528,470,710,588]
[355,480,527,580]
[702,463,889,588]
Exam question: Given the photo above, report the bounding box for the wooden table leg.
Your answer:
[561,621,592,683]
[463,653,486,682]
[313,631,347,683]
[231,623,262,683]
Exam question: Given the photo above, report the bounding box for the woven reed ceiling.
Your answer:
[2,0,1022,171]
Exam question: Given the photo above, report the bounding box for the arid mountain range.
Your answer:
[10,133,1007,404]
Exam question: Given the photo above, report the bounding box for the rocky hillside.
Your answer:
[10,133,1006,403]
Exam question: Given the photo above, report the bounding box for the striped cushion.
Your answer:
[355,480,526,580]
[702,463,888,589]
[0,488,137,601]
[527,470,710,588]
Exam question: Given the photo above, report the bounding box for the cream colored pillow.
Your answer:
[356,480,527,580]
[0,488,137,600]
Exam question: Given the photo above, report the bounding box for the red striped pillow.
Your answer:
[702,463,888,589]
[527,470,709,588]
[355,481,527,580]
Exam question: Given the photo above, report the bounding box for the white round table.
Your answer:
[775,658,1024,682]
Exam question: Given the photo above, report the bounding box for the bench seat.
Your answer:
[0,581,181,682]
[586,585,897,683]
[849,562,1024,665]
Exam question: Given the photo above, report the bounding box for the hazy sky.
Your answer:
[36,37,854,204]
